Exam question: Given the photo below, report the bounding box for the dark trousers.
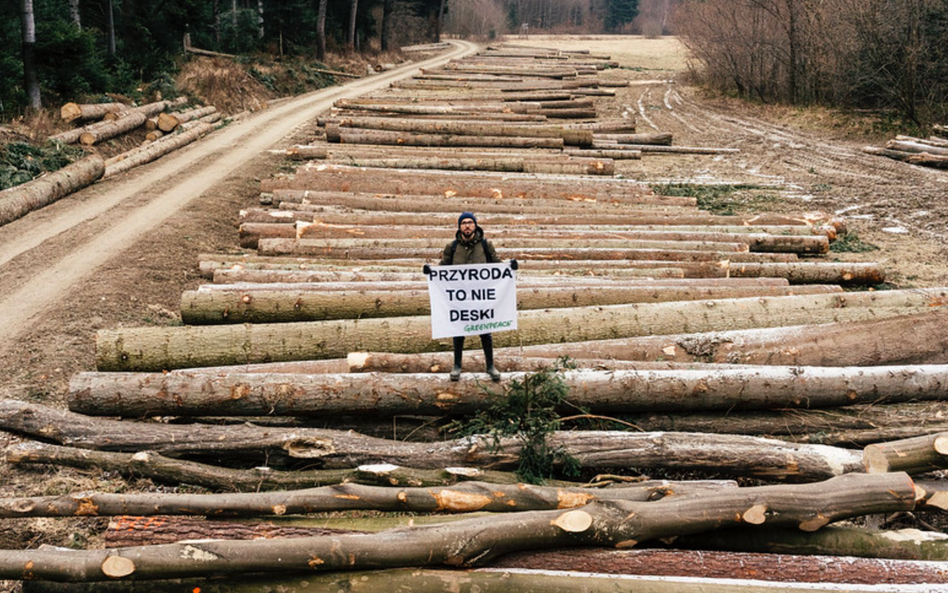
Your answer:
[453,333,494,370]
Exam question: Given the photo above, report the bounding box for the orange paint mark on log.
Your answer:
[334,494,361,500]
[308,556,325,568]
[433,489,493,512]
[75,499,99,516]
[557,490,595,509]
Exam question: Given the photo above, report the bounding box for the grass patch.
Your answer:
[652,183,781,215]
[830,232,879,253]
[448,358,582,484]
[0,141,84,190]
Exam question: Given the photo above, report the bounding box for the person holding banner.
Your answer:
[423,212,518,382]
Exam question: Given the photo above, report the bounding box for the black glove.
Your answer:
[423,263,432,275]
[509,259,519,271]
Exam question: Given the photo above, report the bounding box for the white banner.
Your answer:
[426,262,518,339]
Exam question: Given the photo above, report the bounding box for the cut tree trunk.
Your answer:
[331,127,566,149]
[8,441,594,491]
[491,547,948,585]
[675,524,948,561]
[0,154,105,226]
[178,284,841,324]
[863,432,948,475]
[94,288,948,371]
[103,122,215,178]
[595,132,672,145]
[60,101,127,123]
[0,400,866,480]
[0,478,737,519]
[0,473,915,581]
[20,566,944,593]
[260,163,661,203]
[67,365,948,419]
[78,112,148,145]
[325,115,595,146]
[256,240,798,262]
[729,261,886,284]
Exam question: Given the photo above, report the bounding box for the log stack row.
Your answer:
[862,130,948,169]
[5,43,948,589]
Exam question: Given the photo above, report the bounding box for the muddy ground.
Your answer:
[0,34,947,588]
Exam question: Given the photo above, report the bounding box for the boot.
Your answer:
[450,336,464,381]
[481,334,501,382]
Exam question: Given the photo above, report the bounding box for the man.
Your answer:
[424,212,517,382]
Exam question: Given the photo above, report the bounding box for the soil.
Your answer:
[1,34,947,587]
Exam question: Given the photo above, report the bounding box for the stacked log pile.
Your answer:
[5,44,948,590]
[1,98,225,226]
[862,129,948,169]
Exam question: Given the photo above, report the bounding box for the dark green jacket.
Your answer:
[439,226,500,265]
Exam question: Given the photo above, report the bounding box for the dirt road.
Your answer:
[0,39,477,364]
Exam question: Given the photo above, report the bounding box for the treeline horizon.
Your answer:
[5,0,945,128]
[1,0,641,118]
[675,0,948,127]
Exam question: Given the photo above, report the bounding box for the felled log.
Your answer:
[676,524,948,561]
[863,432,948,475]
[729,261,885,285]
[60,101,127,123]
[103,122,215,178]
[257,240,798,262]
[492,548,948,585]
[0,478,738,519]
[0,400,866,479]
[0,473,916,581]
[8,441,590,491]
[595,132,672,145]
[259,163,660,203]
[94,522,948,585]
[331,127,566,149]
[78,112,148,146]
[246,232,752,253]
[326,116,595,146]
[240,219,832,253]
[886,139,948,156]
[20,566,940,593]
[179,284,842,324]
[0,154,105,226]
[315,153,615,175]
[459,308,948,368]
[68,365,948,419]
[95,288,948,371]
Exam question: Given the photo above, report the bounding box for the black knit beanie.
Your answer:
[458,212,477,227]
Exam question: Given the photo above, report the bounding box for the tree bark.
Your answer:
[0,154,105,226]
[68,365,948,419]
[179,284,841,324]
[0,400,866,480]
[60,102,127,123]
[95,288,947,371]
[20,0,41,110]
[0,474,915,582]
